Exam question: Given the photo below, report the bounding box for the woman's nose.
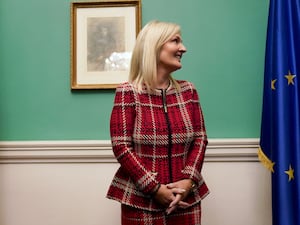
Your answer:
[180,43,187,53]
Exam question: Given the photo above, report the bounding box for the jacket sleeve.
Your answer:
[110,83,159,195]
[180,82,208,184]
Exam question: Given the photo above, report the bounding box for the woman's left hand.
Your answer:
[165,179,194,214]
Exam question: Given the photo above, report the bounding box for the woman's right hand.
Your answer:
[153,184,188,209]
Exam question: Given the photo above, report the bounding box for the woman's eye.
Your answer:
[172,38,180,43]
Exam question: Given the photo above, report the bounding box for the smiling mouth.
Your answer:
[175,54,182,61]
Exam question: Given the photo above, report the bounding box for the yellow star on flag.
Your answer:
[285,71,296,85]
[284,164,295,181]
[271,79,277,90]
[258,147,275,173]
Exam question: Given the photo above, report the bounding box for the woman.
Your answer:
[107,20,209,225]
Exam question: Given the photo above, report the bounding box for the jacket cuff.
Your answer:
[137,172,160,195]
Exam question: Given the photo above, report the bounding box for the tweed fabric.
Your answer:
[121,203,202,225]
[107,80,209,211]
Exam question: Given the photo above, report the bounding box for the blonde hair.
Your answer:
[129,20,181,91]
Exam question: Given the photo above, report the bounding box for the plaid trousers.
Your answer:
[121,203,202,225]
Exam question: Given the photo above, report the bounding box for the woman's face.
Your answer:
[158,34,187,73]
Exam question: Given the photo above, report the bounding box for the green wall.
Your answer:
[0,0,269,141]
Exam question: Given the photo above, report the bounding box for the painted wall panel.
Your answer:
[0,0,269,140]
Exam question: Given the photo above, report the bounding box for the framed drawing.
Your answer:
[71,0,141,89]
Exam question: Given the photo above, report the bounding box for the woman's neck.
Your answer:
[156,70,170,89]
[155,77,170,89]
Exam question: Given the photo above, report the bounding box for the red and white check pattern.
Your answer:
[107,80,209,211]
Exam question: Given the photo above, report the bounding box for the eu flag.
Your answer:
[258,0,300,224]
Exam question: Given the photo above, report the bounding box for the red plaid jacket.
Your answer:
[106,80,209,211]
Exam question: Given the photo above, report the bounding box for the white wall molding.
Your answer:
[0,138,271,225]
[0,138,259,164]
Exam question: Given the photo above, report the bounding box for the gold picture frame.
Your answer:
[71,0,141,89]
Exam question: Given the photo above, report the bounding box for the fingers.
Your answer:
[166,205,177,215]
[166,192,190,215]
[166,182,175,189]
[166,200,190,215]
[169,196,190,209]
[166,183,186,194]
[154,183,191,215]
[171,187,186,195]
[177,200,190,208]
[169,192,182,208]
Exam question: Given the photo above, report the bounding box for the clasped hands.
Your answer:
[153,179,193,215]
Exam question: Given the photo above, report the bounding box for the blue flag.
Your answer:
[258,0,300,224]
